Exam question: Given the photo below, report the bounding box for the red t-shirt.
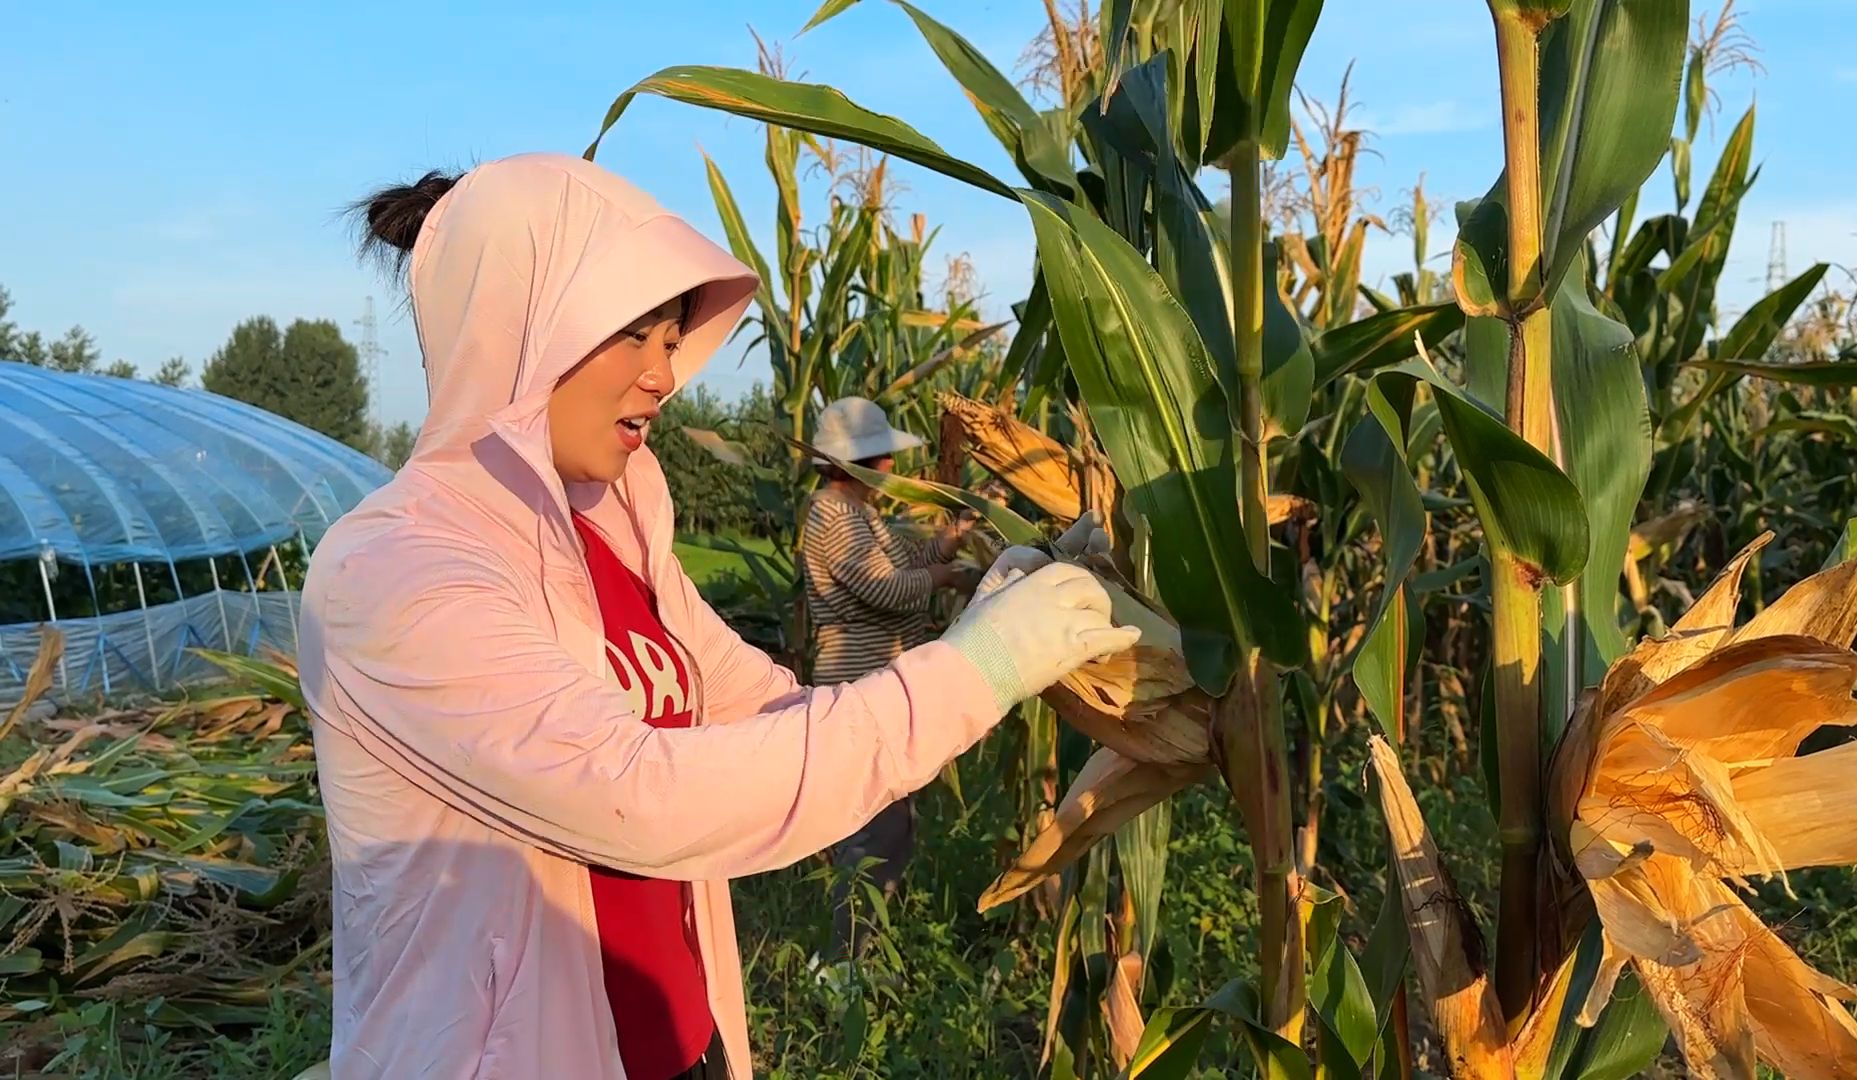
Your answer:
[573,514,715,1080]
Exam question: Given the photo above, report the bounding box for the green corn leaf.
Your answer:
[1125,977,1316,1080]
[1688,359,1857,387]
[1539,920,1669,1080]
[191,650,303,711]
[879,0,1079,195]
[1343,377,1428,737]
[1438,388,1590,585]
[1261,240,1317,441]
[701,152,780,323]
[1756,411,1857,442]
[1536,0,1690,296]
[1361,847,1413,1078]
[1653,107,1757,384]
[799,0,863,33]
[1307,885,1377,1075]
[1207,0,1326,161]
[1658,264,1835,447]
[1212,979,1317,1080]
[1452,197,1509,318]
[1605,187,1641,284]
[1542,258,1652,731]
[1455,0,1688,311]
[1124,1005,1215,1079]
[679,427,775,476]
[1322,221,1367,331]
[786,435,1043,546]
[588,66,1015,198]
[0,948,42,977]
[1717,263,1831,361]
[1311,302,1465,388]
[1021,191,1306,688]
[1114,797,1171,978]
[1384,357,1590,585]
[1822,520,1857,572]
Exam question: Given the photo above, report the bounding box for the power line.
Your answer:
[354,296,385,433]
[1766,221,1788,292]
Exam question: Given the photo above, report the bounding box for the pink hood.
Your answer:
[296,153,1003,1078]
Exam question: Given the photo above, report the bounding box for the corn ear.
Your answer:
[1548,540,1857,1080]
[1042,567,1213,768]
[939,391,1088,521]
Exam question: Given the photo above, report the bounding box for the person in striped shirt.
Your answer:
[800,397,982,960]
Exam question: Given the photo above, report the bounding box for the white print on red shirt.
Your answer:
[603,631,690,721]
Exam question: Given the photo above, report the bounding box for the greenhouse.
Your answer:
[0,360,391,704]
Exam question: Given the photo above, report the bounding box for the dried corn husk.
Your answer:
[939,391,1088,522]
[1045,569,1212,767]
[976,562,1217,907]
[0,628,62,745]
[1367,736,1516,1076]
[1546,534,1857,1080]
[978,746,1202,911]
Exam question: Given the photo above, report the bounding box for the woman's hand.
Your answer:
[934,510,981,559]
[929,562,983,593]
[973,512,1111,601]
[940,561,1142,710]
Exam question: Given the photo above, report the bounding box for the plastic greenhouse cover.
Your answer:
[0,589,299,707]
[0,361,392,565]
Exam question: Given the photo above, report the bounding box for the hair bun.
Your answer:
[351,170,458,274]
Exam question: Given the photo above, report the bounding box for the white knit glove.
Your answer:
[942,560,1141,712]
[973,511,1112,602]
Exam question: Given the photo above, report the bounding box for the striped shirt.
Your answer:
[800,488,954,685]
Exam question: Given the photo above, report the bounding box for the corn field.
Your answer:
[592,1,1857,1076]
[4,2,1856,1078]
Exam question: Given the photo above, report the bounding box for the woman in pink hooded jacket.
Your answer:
[297,152,1138,1080]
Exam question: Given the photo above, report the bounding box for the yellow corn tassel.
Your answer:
[1547,534,1857,1080]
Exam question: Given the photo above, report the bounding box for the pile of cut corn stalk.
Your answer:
[0,630,328,1066]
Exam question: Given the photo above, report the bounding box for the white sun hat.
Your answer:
[812,396,925,463]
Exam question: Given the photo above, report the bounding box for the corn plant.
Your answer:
[588,2,1857,1077]
[591,0,1436,1064]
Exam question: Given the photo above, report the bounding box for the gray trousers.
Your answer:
[828,794,916,959]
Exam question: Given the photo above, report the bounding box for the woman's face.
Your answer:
[548,297,684,484]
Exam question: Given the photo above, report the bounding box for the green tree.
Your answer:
[46,326,101,373]
[152,356,190,387]
[371,420,417,469]
[103,359,138,378]
[202,315,370,450]
[0,286,18,357]
[1,287,97,371]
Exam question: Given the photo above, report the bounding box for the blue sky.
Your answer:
[2,1,1852,427]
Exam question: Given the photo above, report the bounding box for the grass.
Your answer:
[674,531,781,589]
